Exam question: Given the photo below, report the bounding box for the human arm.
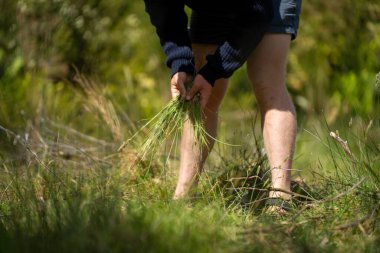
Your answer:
[144,0,194,97]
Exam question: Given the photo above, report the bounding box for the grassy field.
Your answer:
[0,78,379,253]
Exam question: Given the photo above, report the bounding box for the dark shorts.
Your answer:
[189,0,302,44]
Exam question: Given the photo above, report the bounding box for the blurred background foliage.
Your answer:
[0,0,380,133]
[1,2,380,251]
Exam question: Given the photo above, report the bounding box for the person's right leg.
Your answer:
[173,44,229,199]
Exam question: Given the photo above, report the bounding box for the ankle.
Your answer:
[269,188,292,200]
[173,182,194,200]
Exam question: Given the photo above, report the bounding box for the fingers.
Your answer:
[186,82,200,101]
[171,73,187,99]
[186,75,213,110]
[177,81,187,99]
[171,86,180,98]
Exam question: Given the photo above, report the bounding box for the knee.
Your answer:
[202,79,228,115]
[251,79,283,99]
[203,95,223,117]
[251,80,295,112]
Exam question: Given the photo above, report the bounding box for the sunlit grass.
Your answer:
[119,95,207,168]
[1,115,379,252]
[0,75,379,253]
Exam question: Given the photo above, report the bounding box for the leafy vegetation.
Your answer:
[0,0,379,252]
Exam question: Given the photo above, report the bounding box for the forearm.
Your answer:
[144,0,194,76]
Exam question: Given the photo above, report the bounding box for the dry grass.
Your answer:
[73,72,123,142]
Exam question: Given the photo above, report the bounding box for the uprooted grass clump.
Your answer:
[122,95,207,164]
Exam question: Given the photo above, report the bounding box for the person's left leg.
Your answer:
[247,34,297,201]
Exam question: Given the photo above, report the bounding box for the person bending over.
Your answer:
[144,0,302,213]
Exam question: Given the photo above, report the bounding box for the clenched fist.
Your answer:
[185,74,213,109]
[171,72,193,99]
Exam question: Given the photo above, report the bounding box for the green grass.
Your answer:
[0,77,379,253]
[120,95,207,164]
[1,116,379,253]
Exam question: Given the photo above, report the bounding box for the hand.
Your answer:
[186,74,213,109]
[171,72,193,99]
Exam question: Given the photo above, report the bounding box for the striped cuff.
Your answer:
[163,42,195,76]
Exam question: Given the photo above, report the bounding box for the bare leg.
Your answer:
[174,44,228,199]
[247,34,297,200]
